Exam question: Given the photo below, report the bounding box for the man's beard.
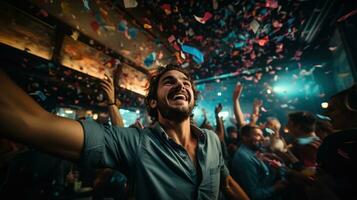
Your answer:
[249,142,262,151]
[157,100,193,122]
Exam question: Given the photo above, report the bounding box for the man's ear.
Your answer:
[149,99,157,109]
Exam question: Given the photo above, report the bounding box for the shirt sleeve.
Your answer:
[232,154,275,200]
[79,120,141,173]
[218,137,230,181]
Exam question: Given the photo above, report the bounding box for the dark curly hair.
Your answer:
[145,64,198,121]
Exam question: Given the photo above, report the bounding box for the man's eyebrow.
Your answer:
[161,76,175,82]
[161,75,189,82]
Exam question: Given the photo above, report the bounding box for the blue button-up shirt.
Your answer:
[231,144,278,200]
[79,120,229,200]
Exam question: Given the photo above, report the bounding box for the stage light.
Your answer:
[64,109,74,114]
[267,88,272,94]
[136,109,140,114]
[92,113,98,120]
[273,85,288,93]
[321,102,328,109]
[217,92,222,96]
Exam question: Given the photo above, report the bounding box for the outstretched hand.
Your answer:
[215,103,223,115]
[100,73,115,105]
[233,83,243,101]
[253,99,263,108]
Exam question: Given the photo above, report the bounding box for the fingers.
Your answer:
[100,76,114,91]
[99,82,113,92]
[104,73,113,82]
[99,82,114,97]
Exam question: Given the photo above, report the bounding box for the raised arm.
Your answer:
[214,103,225,141]
[249,99,262,125]
[100,74,124,127]
[233,83,246,127]
[0,70,84,161]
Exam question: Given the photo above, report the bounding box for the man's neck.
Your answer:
[159,117,192,147]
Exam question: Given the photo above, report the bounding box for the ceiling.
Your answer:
[28,0,323,81]
[121,0,316,80]
[1,0,355,114]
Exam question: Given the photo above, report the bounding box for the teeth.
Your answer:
[173,94,186,100]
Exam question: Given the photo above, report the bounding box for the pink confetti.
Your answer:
[276,43,283,53]
[257,36,269,46]
[337,8,357,22]
[265,0,279,9]
[168,35,176,43]
[161,4,171,15]
[90,21,100,32]
[272,20,283,28]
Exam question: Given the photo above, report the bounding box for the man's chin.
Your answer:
[158,106,192,122]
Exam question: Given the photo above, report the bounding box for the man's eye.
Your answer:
[183,81,191,86]
[164,80,175,84]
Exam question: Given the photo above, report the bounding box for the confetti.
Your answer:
[82,0,90,10]
[194,12,213,24]
[181,45,204,64]
[144,52,156,67]
[161,4,171,15]
[123,0,138,8]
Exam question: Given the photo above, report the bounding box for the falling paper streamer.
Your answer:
[194,12,213,24]
[29,91,47,101]
[90,21,100,32]
[128,27,138,39]
[118,21,128,32]
[180,51,186,60]
[257,36,269,46]
[181,45,204,64]
[328,46,337,51]
[265,0,279,9]
[71,31,80,40]
[82,0,90,10]
[299,68,315,76]
[181,62,190,68]
[250,20,260,34]
[144,52,156,67]
[61,1,71,13]
[161,4,172,15]
[123,0,138,8]
[144,24,152,29]
[212,0,218,10]
[337,8,357,22]
[168,35,176,43]
[234,42,245,49]
[316,114,331,121]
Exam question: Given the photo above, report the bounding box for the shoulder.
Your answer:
[202,128,219,140]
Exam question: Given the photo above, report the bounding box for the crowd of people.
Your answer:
[0,64,356,200]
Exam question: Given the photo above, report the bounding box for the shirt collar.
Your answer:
[152,122,206,142]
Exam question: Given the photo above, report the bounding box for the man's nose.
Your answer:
[175,80,185,89]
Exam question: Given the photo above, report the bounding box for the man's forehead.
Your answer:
[159,70,189,80]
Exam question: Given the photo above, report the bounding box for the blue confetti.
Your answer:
[272,35,284,42]
[234,42,245,48]
[223,31,237,43]
[128,28,138,39]
[219,19,226,27]
[238,33,248,40]
[94,12,106,26]
[29,91,47,101]
[260,8,268,15]
[181,45,204,64]
[287,18,295,25]
[144,52,156,67]
[118,21,127,32]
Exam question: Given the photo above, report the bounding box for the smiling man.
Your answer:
[0,65,249,200]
